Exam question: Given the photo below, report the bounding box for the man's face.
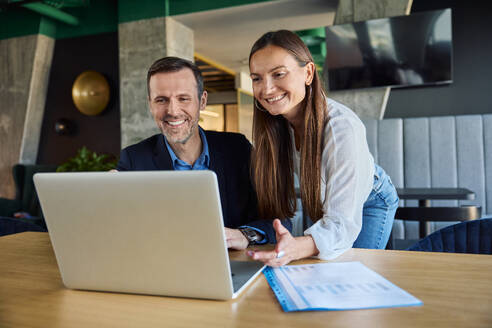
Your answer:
[148,69,207,144]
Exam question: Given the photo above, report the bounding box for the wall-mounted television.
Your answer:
[324,9,453,91]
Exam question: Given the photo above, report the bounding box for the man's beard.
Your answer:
[160,117,199,145]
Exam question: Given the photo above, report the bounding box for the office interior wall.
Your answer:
[36,32,120,165]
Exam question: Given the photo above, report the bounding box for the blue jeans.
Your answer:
[353,164,399,249]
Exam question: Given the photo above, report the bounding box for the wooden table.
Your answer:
[395,188,482,238]
[1,232,491,328]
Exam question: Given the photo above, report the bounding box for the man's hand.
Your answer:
[224,228,249,250]
[247,219,319,267]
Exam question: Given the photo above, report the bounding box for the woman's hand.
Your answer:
[224,228,249,250]
[247,219,319,267]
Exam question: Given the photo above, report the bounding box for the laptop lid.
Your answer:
[34,171,262,300]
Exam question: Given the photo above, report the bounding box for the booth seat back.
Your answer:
[13,164,57,217]
[362,114,492,241]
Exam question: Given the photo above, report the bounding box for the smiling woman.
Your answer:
[246,30,399,267]
[249,45,314,121]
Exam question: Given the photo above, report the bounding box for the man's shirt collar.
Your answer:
[163,127,210,170]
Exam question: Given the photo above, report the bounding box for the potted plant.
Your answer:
[56,147,118,172]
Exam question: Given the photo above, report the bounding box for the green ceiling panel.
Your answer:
[118,0,168,23]
[297,28,326,70]
[118,0,278,23]
[170,0,277,16]
[0,8,43,40]
[1,0,279,41]
[1,0,116,40]
[55,0,117,39]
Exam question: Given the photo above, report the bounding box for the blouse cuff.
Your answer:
[304,222,352,260]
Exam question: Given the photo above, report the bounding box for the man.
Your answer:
[117,56,292,249]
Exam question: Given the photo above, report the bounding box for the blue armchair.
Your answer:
[407,218,492,254]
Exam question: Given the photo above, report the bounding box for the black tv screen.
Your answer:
[324,9,453,91]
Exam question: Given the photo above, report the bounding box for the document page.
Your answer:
[264,261,422,312]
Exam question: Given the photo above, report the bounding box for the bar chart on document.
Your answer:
[264,261,422,312]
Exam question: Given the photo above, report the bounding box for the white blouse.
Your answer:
[292,98,374,260]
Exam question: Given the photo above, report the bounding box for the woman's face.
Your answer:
[249,45,314,119]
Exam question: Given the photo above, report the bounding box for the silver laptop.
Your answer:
[34,171,264,300]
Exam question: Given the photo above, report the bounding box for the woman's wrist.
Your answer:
[294,235,319,260]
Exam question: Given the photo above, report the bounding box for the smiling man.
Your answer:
[147,59,207,168]
[117,57,292,249]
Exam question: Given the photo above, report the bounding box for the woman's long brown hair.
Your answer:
[249,30,327,222]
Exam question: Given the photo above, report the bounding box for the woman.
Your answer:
[246,30,399,266]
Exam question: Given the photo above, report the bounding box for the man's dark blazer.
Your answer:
[117,130,292,243]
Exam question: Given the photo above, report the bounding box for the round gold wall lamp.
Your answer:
[72,70,110,116]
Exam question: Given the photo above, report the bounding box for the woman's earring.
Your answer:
[254,98,268,113]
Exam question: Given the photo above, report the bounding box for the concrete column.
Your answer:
[118,16,194,148]
[20,35,55,163]
[328,0,412,119]
[0,34,54,198]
